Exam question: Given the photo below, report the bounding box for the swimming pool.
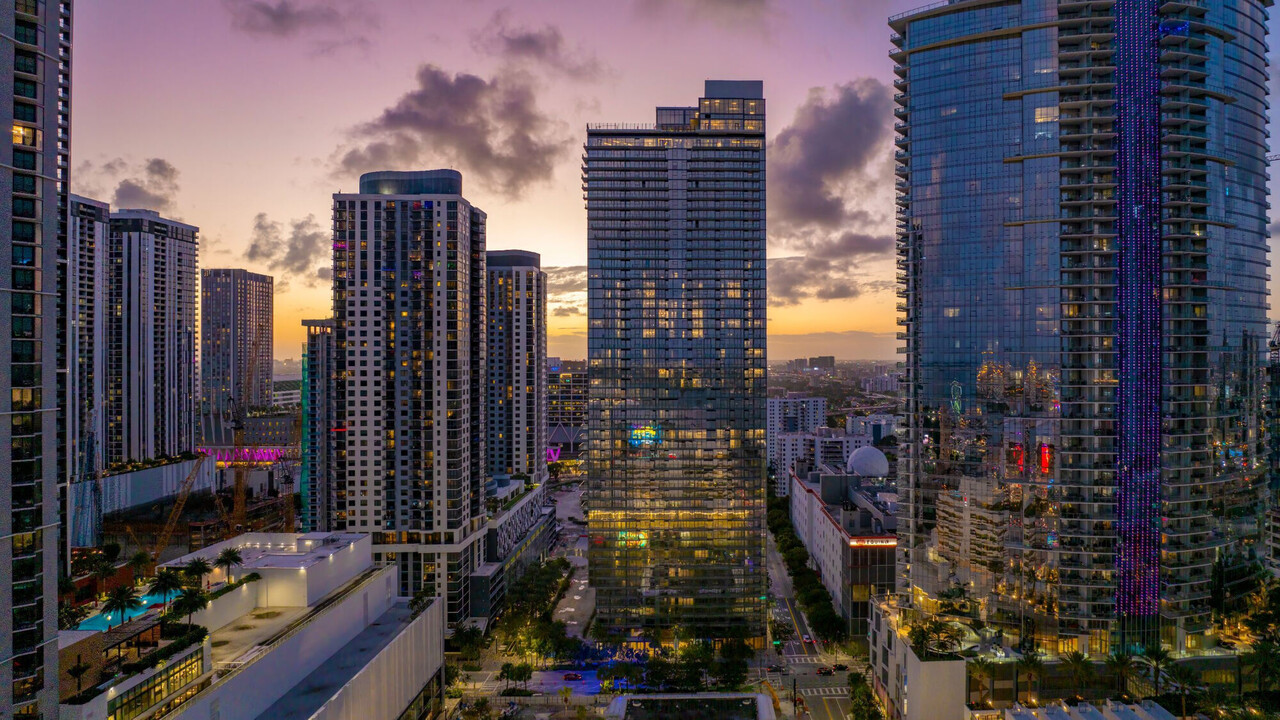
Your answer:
[77,589,179,631]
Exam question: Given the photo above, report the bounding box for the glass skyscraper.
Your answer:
[892,0,1269,654]
[585,80,768,644]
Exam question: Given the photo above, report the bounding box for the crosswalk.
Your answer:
[801,686,850,698]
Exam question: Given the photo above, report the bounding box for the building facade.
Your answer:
[2,1,73,714]
[302,319,337,533]
[548,358,587,456]
[105,209,200,467]
[486,250,548,485]
[585,80,768,643]
[66,195,108,551]
[766,394,827,480]
[200,268,273,412]
[331,170,486,627]
[892,0,1270,654]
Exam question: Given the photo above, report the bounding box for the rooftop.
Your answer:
[253,603,416,720]
[159,532,366,572]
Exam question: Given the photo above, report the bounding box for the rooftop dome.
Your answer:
[846,446,890,477]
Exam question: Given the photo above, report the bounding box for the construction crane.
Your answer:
[754,679,783,716]
[227,395,249,534]
[128,454,208,572]
[277,461,297,533]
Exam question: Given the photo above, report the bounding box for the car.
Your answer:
[563,672,583,681]
[767,664,785,673]
[816,667,834,676]
[832,663,848,671]
[802,634,813,644]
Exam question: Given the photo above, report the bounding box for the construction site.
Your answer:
[94,403,303,566]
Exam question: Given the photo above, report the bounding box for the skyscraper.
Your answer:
[585,80,768,643]
[4,1,72,715]
[66,195,109,548]
[201,268,273,412]
[301,318,337,532]
[892,0,1270,654]
[332,170,486,627]
[548,358,588,456]
[486,250,548,486]
[106,209,200,467]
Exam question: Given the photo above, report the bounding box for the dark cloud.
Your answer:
[553,305,583,317]
[767,235,893,306]
[315,266,333,282]
[336,65,571,197]
[110,158,181,214]
[545,265,588,295]
[771,80,893,230]
[243,212,329,279]
[223,0,340,37]
[474,11,605,81]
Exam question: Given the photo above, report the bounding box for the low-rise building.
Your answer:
[272,379,302,408]
[59,532,445,720]
[868,595,967,720]
[774,427,875,495]
[471,481,557,622]
[789,454,895,643]
[965,700,1177,720]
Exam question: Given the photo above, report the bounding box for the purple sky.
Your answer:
[71,0,1278,362]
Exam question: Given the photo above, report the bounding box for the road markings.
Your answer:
[801,686,849,697]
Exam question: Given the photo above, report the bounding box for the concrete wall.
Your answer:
[169,567,397,720]
[904,649,966,720]
[190,579,259,633]
[308,600,444,720]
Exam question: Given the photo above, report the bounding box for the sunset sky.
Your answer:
[71,0,1279,364]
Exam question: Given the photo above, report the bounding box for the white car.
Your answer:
[802,634,813,644]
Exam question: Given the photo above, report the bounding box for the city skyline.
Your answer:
[67,0,981,363]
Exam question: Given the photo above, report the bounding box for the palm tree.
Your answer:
[1243,640,1280,693]
[1105,650,1138,698]
[91,557,117,597]
[66,657,91,694]
[1167,663,1200,719]
[148,570,184,614]
[558,685,573,710]
[1015,651,1045,705]
[1062,651,1096,698]
[101,585,142,630]
[968,657,996,705]
[183,558,213,589]
[173,587,209,626]
[213,548,244,584]
[127,551,151,581]
[1141,646,1174,697]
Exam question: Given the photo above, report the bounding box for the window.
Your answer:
[12,149,36,170]
[14,19,38,45]
[13,102,35,122]
[15,0,39,16]
[13,173,35,194]
[12,222,35,244]
[12,197,35,218]
[14,49,37,75]
[12,124,38,147]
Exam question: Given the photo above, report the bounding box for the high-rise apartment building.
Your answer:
[201,268,273,412]
[4,1,73,715]
[486,250,548,485]
[301,318,337,532]
[585,80,768,643]
[767,394,827,492]
[66,195,108,549]
[332,170,486,627]
[892,0,1270,654]
[548,358,588,456]
[106,209,200,467]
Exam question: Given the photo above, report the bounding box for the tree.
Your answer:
[214,548,244,584]
[907,619,962,659]
[91,557,117,596]
[498,662,514,691]
[102,585,143,630]
[101,542,122,563]
[58,602,90,630]
[558,686,573,709]
[127,551,151,579]
[1015,651,1044,704]
[1167,663,1200,720]
[183,558,213,589]
[1105,650,1137,697]
[513,662,533,691]
[969,657,996,705]
[850,680,884,720]
[66,657,91,694]
[148,570,184,614]
[1141,646,1174,697]
[1243,640,1280,693]
[1062,651,1095,697]
[173,587,209,626]
[453,625,486,661]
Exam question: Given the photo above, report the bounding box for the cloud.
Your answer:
[771,79,893,231]
[75,157,183,215]
[545,265,588,295]
[223,0,340,36]
[553,305,583,317]
[473,11,605,81]
[637,0,771,22]
[243,212,329,280]
[768,330,899,362]
[767,235,894,306]
[335,65,572,197]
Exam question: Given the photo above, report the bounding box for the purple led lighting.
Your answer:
[1113,0,1162,649]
